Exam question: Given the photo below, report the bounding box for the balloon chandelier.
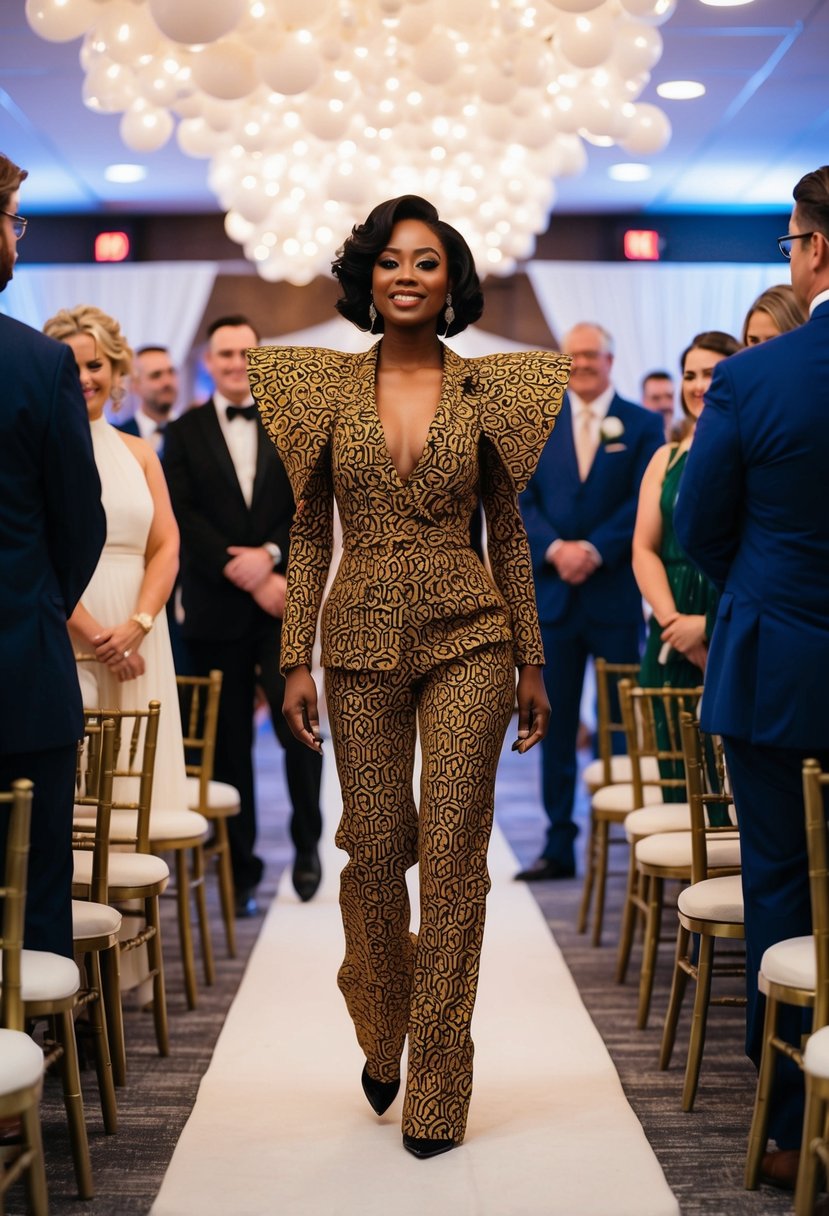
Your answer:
[27,0,675,285]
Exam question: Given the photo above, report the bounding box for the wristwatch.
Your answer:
[131,612,154,634]
[263,542,282,567]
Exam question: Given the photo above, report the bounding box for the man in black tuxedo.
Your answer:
[164,316,323,913]
[0,152,106,957]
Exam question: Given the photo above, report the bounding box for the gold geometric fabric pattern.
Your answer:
[326,640,516,1143]
[247,343,570,674]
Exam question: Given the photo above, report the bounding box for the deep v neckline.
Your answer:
[372,350,448,488]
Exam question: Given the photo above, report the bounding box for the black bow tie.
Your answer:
[226,404,257,422]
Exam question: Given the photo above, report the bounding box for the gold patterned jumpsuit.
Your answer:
[249,342,570,1143]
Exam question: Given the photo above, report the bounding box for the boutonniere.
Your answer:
[600,416,625,444]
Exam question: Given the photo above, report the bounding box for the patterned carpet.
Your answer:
[30,717,796,1216]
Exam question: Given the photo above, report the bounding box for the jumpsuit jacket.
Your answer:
[247,342,572,674]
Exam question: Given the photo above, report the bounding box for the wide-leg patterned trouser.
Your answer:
[325,641,515,1143]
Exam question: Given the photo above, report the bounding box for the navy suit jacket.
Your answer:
[675,300,829,749]
[116,416,140,438]
[163,398,294,642]
[0,314,106,754]
[521,392,663,627]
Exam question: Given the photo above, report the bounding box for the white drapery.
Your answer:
[0,261,218,370]
[526,261,788,401]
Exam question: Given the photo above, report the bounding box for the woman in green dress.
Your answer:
[633,331,742,795]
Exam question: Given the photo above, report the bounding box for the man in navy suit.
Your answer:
[164,316,323,913]
[519,322,663,880]
[675,165,829,1186]
[119,344,179,456]
[0,152,105,957]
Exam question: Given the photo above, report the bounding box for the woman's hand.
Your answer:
[93,619,146,670]
[112,652,146,682]
[513,665,550,754]
[283,665,323,753]
[660,613,707,659]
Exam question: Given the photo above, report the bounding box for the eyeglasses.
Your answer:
[777,231,815,259]
[0,210,27,240]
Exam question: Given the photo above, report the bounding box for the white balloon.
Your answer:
[258,40,323,96]
[411,38,459,86]
[610,20,663,77]
[229,181,273,225]
[272,0,331,26]
[192,39,256,101]
[395,3,436,46]
[553,133,589,176]
[82,60,136,113]
[201,96,240,132]
[557,10,616,70]
[25,0,96,43]
[147,0,246,47]
[94,2,161,65]
[176,116,218,158]
[120,100,174,152]
[618,0,677,26]
[300,96,352,141]
[619,102,671,154]
[477,65,518,106]
[224,210,255,243]
[538,0,605,12]
[136,60,181,109]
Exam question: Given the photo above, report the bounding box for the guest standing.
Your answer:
[0,154,105,957]
[675,165,829,1187]
[741,284,806,346]
[164,316,324,913]
[519,322,663,880]
[248,194,569,1157]
[120,344,179,455]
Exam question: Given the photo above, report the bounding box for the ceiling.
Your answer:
[0,0,827,221]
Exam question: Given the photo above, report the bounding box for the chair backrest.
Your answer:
[679,712,737,883]
[802,758,829,1027]
[0,778,33,1031]
[619,679,704,808]
[594,659,641,786]
[82,701,160,853]
[73,716,116,905]
[176,670,223,814]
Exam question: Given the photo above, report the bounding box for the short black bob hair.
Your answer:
[332,195,483,338]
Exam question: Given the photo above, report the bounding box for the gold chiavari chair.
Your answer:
[578,659,664,946]
[658,713,744,1110]
[178,670,240,959]
[744,756,829,1194]
[73,704,170,1082]
[0,778,48,1216]
[614,682,740,1030]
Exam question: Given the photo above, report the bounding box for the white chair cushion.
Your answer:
[0,950,81,1003]
[583,755,661,792]
[0,1028,44,1092]
[75,806,209,843]
[634,830,740,871]
[760,935,814,992]
[592,782,664,814]
[185,776,241,814]
[625,803,690,842]
[803,1025,829,1080]
[677,874,744,924]
[74,850,169,893]
[72,900,122,940]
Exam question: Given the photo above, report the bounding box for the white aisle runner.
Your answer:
[152,760,678,1216]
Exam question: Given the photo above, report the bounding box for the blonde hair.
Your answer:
[43,305,133,402]
[741,284,806,344]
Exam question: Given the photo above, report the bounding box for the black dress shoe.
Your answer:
[514,857,576,882]
[292,848,322,902]
[234,887,259,918]
[361,1065,400,1116]
[403,1134,456,1159]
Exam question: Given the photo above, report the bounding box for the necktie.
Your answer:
[575,406,596,481]
[226,404,257,422]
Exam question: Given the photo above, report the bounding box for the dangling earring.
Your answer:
[442,292,455,338]
[368,299,378,333]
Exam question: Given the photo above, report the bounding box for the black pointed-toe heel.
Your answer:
[361,1065,400,1116]
[402,1134,456,1159]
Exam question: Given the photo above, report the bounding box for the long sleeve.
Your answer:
[480,439,544,667]
[280,446,334,672]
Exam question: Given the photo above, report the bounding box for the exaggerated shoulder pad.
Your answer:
[247,345,349,500]
[461,350,571,491]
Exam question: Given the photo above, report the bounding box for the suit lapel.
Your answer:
[558,394,581,484]
[201,399,249,512]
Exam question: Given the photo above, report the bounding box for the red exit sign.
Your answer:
[94,231,131,262]
[624,229,661,261]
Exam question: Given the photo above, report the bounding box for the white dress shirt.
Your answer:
[133,406,169,454]
[544,384,617,568]
[214,391,258,508]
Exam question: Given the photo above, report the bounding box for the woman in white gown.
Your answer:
[43,305,186,811]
